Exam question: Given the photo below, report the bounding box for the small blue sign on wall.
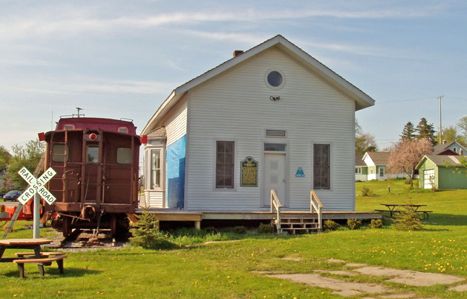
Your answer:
[295,167,305,177]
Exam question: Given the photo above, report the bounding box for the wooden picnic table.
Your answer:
[378,204,427,217]
[0,238,52,263]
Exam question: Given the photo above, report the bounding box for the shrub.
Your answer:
[347,218,361,230]
[204,226,218,234]
[323,220,339,231]
[258,223,274,234]
[361,186,373,197]
[232,226,247,234]
[369,219,383,229]
[394,207,423,231]
[130,211,176,249]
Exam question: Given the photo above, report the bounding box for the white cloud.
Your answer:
[2,76,174,96]
[178,29,409,60]
[0,5,445,40]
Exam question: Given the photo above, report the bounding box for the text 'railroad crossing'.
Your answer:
[17,167,57,205]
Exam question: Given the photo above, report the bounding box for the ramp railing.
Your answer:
[270,189,282,233]
[310,190,324,231]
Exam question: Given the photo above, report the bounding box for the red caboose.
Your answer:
[42,117,141,238]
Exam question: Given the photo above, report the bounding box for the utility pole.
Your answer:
[438,96,444,144]
[76,107,83,118]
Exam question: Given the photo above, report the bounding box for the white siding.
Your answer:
[185,47,356,211]
[165,100,187,146]
[363,155,375,167]
[141,191,164,208]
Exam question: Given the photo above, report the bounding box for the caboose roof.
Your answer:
[142,34,375,135]
[54,117,137,135]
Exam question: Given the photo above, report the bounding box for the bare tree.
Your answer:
[387,138,433,187]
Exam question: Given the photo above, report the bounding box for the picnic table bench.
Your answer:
[13,254,66,278]
[0,238,67,278]
[377,204,432,219]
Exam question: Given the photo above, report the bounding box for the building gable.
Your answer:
[142,35,375,135]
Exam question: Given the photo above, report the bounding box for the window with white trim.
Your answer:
[379,167,385,177]
[149,148,162,189]
[216,141,234,189]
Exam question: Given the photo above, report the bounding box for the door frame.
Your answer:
[262,150,288,208]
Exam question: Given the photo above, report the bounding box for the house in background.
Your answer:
[141,35,375,218]
[355,155,368,181]
[416,155,466,190]
[433,141,466,156]
[360,151,405,181]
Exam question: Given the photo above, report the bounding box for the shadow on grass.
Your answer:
[2,267,101,278]
[425,214,467,226]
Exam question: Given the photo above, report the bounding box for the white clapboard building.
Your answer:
[141,35,375,216]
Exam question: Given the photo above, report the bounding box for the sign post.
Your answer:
[17,167,57,239]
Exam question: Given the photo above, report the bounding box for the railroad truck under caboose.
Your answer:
[42,117,141,239]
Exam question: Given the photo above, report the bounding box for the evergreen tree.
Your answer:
[400,121,415,141]
[416,117,436,145]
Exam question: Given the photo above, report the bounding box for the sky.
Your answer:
[1,0,466,152]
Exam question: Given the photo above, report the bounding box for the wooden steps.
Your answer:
[275,216,320,234]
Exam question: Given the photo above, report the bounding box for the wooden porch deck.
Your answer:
[135,209,381,222]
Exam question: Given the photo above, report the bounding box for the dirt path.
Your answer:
[258,259,466,298]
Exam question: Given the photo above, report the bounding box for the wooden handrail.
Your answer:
[310,190,324,231]
[270,189,282,233]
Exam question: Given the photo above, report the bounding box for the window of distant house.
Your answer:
[267,71,283,87]
[216,141,234,189]
[313,144,330,189]
[150,148,162,189]
[379,167,384,177]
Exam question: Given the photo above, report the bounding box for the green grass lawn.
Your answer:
[0,180,466,298]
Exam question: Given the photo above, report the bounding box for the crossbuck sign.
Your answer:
[18,167,57,205]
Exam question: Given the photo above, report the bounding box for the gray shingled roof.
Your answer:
[355,155,366,166]
[424,155,464,167]
[367,152,390,165]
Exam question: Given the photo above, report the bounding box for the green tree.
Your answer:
[0,146,12,192]
[0,146,11,173]
[457,116,467,145]
[5,140,44,189]
[400,121,416,141]
[437,126,462,144]
[356,133,377,157]
[416,117,436,145]
[355,119,377,157]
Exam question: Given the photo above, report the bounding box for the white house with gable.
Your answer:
[141,35,375,213]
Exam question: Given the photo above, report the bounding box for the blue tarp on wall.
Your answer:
[166,135,186,209]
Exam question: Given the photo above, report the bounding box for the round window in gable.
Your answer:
[267,71,283,87]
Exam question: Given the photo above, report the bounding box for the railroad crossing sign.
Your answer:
[17,167,57,205]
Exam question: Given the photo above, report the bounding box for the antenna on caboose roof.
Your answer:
[76,107,84,118]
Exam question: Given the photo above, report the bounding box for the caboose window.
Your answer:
[150,149,162,189]
[117,148,132,164]
[52,144,68,162]
[87,145,99,163]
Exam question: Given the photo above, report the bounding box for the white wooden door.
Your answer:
[264,153,286,207]
[424,169,435,189]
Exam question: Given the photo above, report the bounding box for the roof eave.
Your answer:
[415,155,430,169]
[141,90,177,135]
